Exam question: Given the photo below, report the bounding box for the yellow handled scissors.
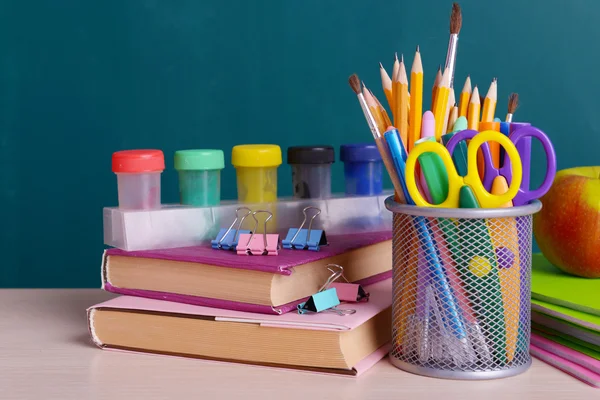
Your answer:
[405,130,523,208]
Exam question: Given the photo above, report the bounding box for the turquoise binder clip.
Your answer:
[282,206,328,251]
[211,207,252,250]
[297,266,356,315]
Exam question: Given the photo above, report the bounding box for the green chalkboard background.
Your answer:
[1,0,596,287]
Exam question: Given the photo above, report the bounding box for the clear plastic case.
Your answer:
[103,191,394,251]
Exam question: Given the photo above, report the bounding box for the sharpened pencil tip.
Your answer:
[379,62,384,69]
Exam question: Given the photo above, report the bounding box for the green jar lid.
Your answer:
[174,149,225,171]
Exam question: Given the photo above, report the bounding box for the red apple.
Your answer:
[533,166,600,278]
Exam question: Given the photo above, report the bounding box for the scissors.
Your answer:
[405,130,523,208]
[446,126,556,206]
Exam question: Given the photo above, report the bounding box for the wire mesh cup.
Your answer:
[385,196,542,380]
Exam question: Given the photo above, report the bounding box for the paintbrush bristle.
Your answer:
[349,74,362,95]
[450,3,462,35]
[508,93,519,114]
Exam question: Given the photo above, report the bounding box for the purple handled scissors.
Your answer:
[445,126,557,206]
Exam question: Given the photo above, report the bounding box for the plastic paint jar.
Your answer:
[340,143,383,196]
[231,144,282,203]
[112,149,165,210]
[174,149,224,207]
[287,145,334,199]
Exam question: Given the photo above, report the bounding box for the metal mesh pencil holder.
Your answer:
[385,196,542,380]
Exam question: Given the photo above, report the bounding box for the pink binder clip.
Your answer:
[236,210,279,256]
[323,264,369,303]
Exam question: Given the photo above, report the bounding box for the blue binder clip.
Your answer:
[211,207,252,250]
[282,206,328,251]
[297,266,356,315]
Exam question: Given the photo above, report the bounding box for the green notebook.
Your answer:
[532,310,600,346]
[531,253,600,317]
[532,327,600,360]
[532,298,600,332]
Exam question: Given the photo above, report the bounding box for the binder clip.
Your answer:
[297,266,356,315]
[211,207,252,250]
[282,206,328,251]
[323,264,369,303]
[236,210,279,256]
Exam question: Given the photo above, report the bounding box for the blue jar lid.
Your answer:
[340,143,382,163]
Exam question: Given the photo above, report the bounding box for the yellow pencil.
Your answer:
[442,88,455,135]
[379,62,394,113]
[408,46,423,152]
[480,78,498,122]
[398,57,409,148]
[458,75,471,118]
[431,65,442,111]
[363,85,387,135]
[432,68,450,140]
[391,53,400,125]
[447,104,458,133]
[467,85,480,131]
[372,90,393,127]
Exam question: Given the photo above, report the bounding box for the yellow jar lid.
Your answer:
[231,144,282,167]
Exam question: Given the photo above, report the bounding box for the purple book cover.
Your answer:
[102,232,392,315]
[105,232,392,275]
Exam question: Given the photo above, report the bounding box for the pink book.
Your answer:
[531,333,600,375]
[102,232,392,314]
[530,343,600,388]
[88,279,393,376]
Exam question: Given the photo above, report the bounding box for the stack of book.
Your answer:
[529,254,600,388]
[88,231,394,376]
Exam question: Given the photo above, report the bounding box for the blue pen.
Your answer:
[384,128,466,342]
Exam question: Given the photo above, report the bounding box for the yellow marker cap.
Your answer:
[231,144,282,168]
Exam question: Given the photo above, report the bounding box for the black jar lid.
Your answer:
[287,145,335,164]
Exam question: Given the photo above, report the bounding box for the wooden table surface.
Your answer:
[0,289,596,399]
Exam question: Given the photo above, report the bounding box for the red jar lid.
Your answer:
[112,150,165,173]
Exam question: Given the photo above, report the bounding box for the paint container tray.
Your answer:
[103,191,393,251]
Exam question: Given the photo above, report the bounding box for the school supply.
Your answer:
[88,279,393,376]
[112,149,165,210]
[532,253,600,317]
[104,191,393,251]
[458,76,471,118]
[444,3,462,88]
[282,206,328,251]
[530,344,600,388]
[348,74,406,203]
[532,312,600,346]
[480,79,497,123]
[324,264,370,303]
[212,207,253,250]
[174,149,224,207]
[510,122,532,191]
[231,144,281,204]
[467,86,480,130]
[533,325,600,356]
[340,143,385,196]
[297,265,358,315]
[506,93,519,122]
[532,298,600,332]
[532,333,600,374]
[101,232,392,314]
[406,130,523,208]
[287,145,335,199]
[408,47,423,152]
[236,210,279,255]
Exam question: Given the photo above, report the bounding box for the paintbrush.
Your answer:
[348,74,406,203]
[444,3,462,88]
[506,93,519,122]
